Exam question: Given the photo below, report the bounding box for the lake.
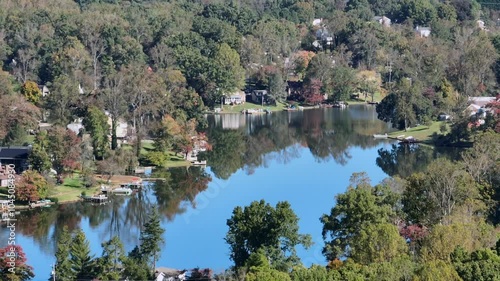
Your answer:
[0,106,453,279]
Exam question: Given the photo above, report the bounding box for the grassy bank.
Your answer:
[123,140,191,168]
[347,91,385,105]
[387,121,448,142]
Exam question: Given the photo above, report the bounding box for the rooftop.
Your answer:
[0,147,31,159]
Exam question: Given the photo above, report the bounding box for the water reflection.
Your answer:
[204,106,391,179]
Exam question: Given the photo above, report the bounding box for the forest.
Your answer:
[0,0,499,280]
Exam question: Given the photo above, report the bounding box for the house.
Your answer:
[0,147,31,174]
[67,118,84,135]
[38,85,50,97]
[224,91,245,105]
[251,90,268,104]
[105,111,129,141]
[312,18,322,26]
[477,20,486,31]
[466,96,497,117]
[373,16,391,27]
[415,26,431,38]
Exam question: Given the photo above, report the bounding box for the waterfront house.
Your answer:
[251,90,269,104]
[0,147,31,173]
[224,91,245,105]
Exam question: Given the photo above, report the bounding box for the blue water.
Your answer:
[1,107,403,279]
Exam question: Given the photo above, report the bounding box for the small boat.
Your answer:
[373,133,388,139]
[109,187,133,196]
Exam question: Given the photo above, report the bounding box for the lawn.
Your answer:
[388,121,448,142]
[215,101,287,113]
[48,173,99,202]
[347,91,385,105]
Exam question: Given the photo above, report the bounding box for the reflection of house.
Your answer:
[222,114,246,129]
[0,147,31,174]
[415,26,431,38]
[373,16,391,27]
[224,91,245,105]
[251,90,268,104]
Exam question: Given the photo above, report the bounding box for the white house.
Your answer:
[312,18,323,26]
[67,118,84,134]
[415,26,431,38]
[104,111,129,144]
[38,85,50,97]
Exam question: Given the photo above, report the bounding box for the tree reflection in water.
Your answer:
[204,106,391,179]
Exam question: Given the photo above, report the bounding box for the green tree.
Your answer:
[95,236,126,281]
[139,207,165,272]
[46,75,79,126]
[83,106,109,160]
[330,66,357,102]
[452,247,500,281]
[28,143,51,173]
[268,71,287,103]
[70,229,95,280]
[225,200,312,271]
[51,226,74,281]
[211,43,245,103]
[244,251,292,281]
[415,260,461,281]
[320,173,399,261]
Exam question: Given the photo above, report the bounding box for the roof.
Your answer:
[468,97,496,107]
[0,147,31,159]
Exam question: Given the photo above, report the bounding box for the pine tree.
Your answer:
[95,236,126,281]
[70,229,95,280]
[51,226,74,281]
[139,207,165,272]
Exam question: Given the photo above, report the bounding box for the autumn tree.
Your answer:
[303,79,324,105]
[15,170,50,202]
[21,81,42,104]
[0,245,34,281]
[46,127,82,175]
[0,95,41,144]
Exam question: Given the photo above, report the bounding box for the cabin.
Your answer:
[466,97,497,116]
[0,147,31,173]
[224,91,245,105]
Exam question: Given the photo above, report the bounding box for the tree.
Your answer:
[303,79,324,105]
[51,226,74,281]
[46,75,79,126]
[452,247,500,281]
[320,173,398,261]
[28,143,51,173]
[46,127,82,175]
[21,81,42,104]
[95,236,126,281]
[139,207,165,272]
[102,70,127,150]
[244,250,292,281]
[83,106,109,160]
[15,170,50,202]
[225,200,312,271]
[0,95,41,143]
[210,43,245,104]
[329,66,357,102]
[268,71,287,103]
[70,229,95,280]
[0,245,34,281]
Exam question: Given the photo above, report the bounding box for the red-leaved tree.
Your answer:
[0,245,34,281]
[303,79,324,105]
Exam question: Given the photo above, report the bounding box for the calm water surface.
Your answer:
[1,106,454,279]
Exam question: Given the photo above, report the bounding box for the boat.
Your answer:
[373,133,388,139]
[109,187,133,196]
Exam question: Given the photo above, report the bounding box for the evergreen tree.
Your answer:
[70,229,95,280]
[29,143,51,173]
[51,226,74,281]
[139,207,165,272]
[95,236,126,281]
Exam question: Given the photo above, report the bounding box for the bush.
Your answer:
[47,197,59,204]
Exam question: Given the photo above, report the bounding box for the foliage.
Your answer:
[20,81,42,104]
[320,172,399,261]
[70,229,95,280]
[15,170,50,202]
[51,226,74,281]
[139,207,165,271]
[0,245,34,281]
[225,200,312,271]
[82,106,109,160]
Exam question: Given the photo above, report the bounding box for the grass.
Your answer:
[215,101,287,113]
[347,91,385,105]
[122,141,192,168]
[49,184,99,202]
[388,121,448,142]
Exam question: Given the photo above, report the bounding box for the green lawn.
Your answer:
[388,121,448,142]
[347,91,385,105]
[215,101,287,113]
[48,173,98,202]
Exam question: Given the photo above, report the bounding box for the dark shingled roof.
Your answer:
[0,147,31,159]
